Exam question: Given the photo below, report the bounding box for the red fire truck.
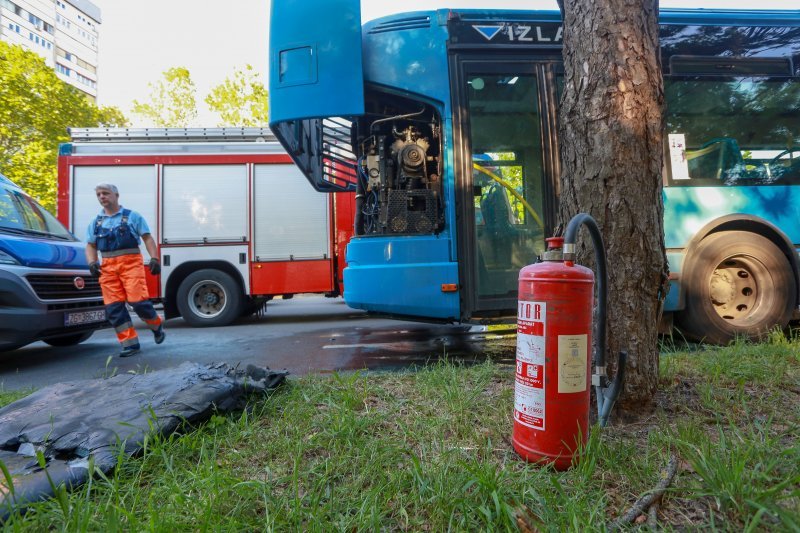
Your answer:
[57,127,355,327]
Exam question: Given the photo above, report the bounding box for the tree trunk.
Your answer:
[558,0,668,407]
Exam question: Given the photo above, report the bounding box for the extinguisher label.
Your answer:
[558,334,589,393]
[515,300,546,431]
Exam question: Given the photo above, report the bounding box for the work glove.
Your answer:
[89,261,102,278]
[148,258,161,275]
[88,261,101,277]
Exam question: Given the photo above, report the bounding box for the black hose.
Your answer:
[563,214,608,373]
[354,160,366,235]
[599,351,627,427]
[563,214,625,427]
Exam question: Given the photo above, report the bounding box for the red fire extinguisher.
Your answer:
[513,213,626,470]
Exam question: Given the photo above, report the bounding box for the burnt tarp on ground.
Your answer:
[0,362,287,520]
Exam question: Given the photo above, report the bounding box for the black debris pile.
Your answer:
[0,362,287,521]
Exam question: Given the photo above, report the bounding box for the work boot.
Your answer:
[119,344,141,357]
[153,325,166,345]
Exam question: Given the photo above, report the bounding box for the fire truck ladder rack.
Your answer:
[68,127,277,143]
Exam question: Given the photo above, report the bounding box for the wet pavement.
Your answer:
[323,323,516,372]
[0,296,516,391]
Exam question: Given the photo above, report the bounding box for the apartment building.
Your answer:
[0,0,100,100]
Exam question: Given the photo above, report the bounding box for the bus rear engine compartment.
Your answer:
[355,99,443,236]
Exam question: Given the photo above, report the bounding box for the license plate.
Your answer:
[64,309,106,327]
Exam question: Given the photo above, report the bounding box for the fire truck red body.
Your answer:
[57,128,354,327]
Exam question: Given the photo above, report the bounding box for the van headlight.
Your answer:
[0,250,20,265]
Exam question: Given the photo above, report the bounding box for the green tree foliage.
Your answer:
[0,42,127,212]
[132,67,198,127]
[205,64,269,126]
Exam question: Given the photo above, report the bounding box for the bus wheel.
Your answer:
[44,332,93,346]
[177,269,243,327]
[677,231,795,345]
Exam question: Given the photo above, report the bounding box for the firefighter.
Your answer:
[85,183,164,357]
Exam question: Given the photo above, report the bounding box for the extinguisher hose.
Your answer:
[563,213,626,427]
[600,351,627,427]
[563,214,607,370]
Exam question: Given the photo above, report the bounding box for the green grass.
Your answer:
[1,337,799,530]
[0,387,30,409]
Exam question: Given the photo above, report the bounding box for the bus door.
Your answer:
[452,59,560,320]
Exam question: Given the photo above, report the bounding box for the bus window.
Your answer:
[665,76,800,186]
[466,72,546,299]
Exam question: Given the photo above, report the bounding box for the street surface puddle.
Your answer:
[321,325,517,372]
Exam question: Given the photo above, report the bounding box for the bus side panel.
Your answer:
[663,186,800,249]
[344,236,459,320]
[663,252,685,312]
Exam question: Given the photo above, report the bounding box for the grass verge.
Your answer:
[0,388,30,409]
[1,335,799,530]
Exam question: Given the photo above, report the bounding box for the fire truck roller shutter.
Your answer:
[71,166,158,247]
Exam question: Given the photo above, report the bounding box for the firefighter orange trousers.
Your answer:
[99,253,162,348]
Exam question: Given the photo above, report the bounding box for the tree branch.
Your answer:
[609,454,678,529]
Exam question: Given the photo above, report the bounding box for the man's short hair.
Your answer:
[95,183,119,194]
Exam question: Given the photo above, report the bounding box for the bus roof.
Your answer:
[364,8,800,29]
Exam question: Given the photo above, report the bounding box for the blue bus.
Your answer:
[268,4,800,344]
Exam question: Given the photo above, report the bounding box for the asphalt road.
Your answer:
[0,296,515,391]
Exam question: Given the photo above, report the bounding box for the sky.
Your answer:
[90,0,799,127]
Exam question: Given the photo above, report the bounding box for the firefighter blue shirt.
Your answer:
[86,207,150,245]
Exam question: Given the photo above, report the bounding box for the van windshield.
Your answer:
[0,185,74,240]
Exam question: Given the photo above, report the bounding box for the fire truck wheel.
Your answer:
[177,269,243,327]
[676,231,795,345]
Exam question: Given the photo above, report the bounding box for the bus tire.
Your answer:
[43,332,93,347]
[676,231,795,345]
[177,269,243,327]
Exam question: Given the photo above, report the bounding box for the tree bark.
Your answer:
[558,0,668,407]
